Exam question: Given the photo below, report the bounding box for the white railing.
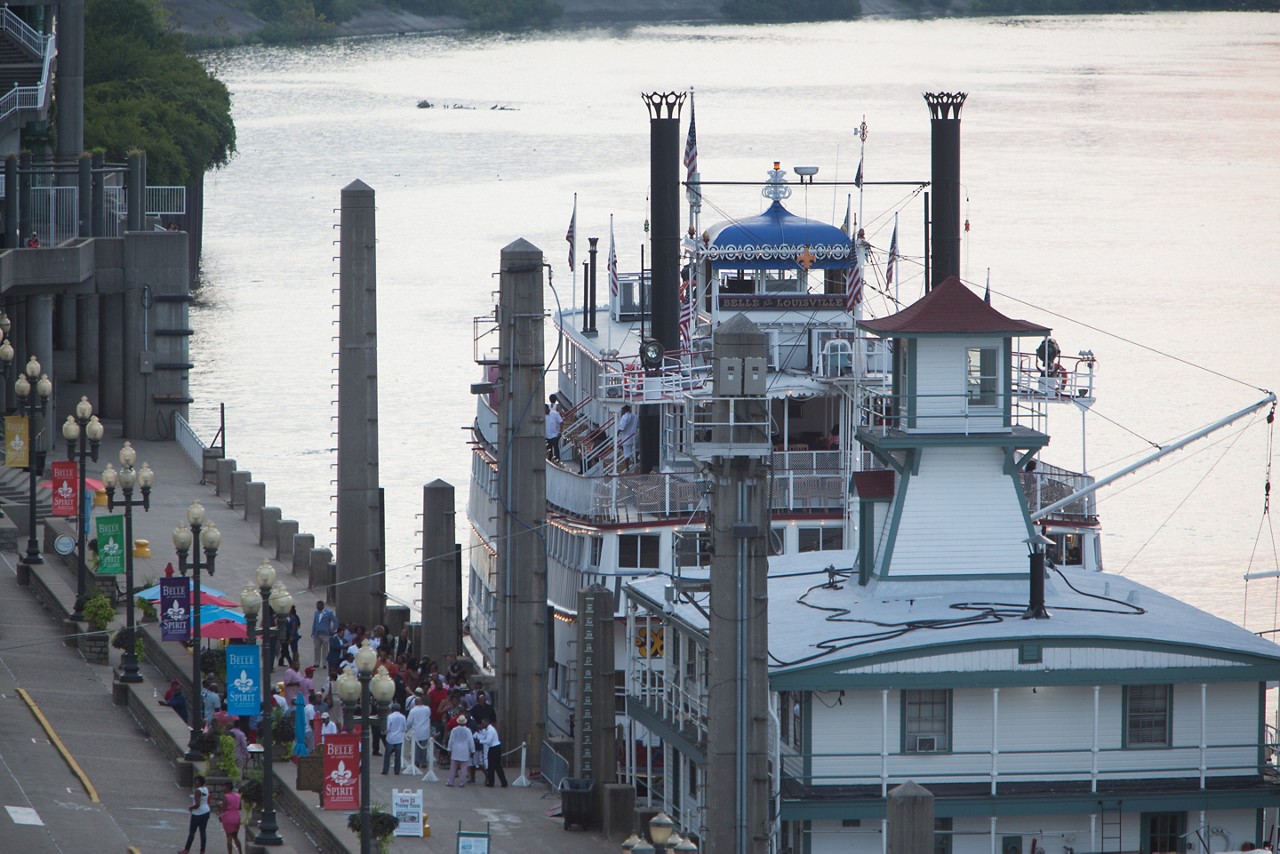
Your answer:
[0,30,54,126]
[601,357,712,404]
[858,386,1047,437]
[29,186,77,246]
[0,6,46,57]
[173,412,207,470]
[1021,461,1097,520]
[1013,350,1098,402]
[146,186,186,216]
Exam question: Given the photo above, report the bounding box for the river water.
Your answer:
[191,12,1280,630]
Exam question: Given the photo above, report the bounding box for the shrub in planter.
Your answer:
[200,647,225,685]
[82,594,115,631]
[136,596,157,621]
[212,733,242,783]
[347,807,399,852]
[191,729,221,759]
[110,627,146,662]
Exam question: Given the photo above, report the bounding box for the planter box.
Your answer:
[78,629,110,665]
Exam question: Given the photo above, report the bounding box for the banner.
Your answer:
[4,415,28,468]
[226,644,261,716]
[95,515,125,575]
[159,577,190,642]
[322,733,360,810]
[391,789,424,837]
[51,460,78,517]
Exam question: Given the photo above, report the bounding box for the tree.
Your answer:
[83,0,235,185]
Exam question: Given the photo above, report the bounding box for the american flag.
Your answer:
[566,195,576,271]
[608,217,619,298]
[885,220,898,288]
[679,277,693,347]
[683,96,698,185]
[845,236,864,313]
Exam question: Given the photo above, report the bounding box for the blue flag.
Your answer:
[226,645,262,717]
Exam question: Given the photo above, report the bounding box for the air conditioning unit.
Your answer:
[914,735,938,753]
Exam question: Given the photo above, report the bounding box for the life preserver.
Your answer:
[623,363,640,394]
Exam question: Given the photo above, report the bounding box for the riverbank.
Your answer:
[161,0,918,44]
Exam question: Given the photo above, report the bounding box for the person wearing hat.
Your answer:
[272,682,288,711]
[405,692,431,771]
[446,714,474,787]
[319,711,337,744]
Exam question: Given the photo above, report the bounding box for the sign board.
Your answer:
[456,827,490,854]
[391,788,424,838]
[322,733,360,810]
[159,577,191,642]
[50,460,78,517]
[4,416,28,468]
[225,643,260,716]
[95,515,125,575]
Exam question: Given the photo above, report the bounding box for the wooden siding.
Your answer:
[911,336,1005,433]
[835,646,1252,677]
[888,447,1028,575]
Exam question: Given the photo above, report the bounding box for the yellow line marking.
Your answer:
[15,687,100,803]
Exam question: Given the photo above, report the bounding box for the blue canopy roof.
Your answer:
[706,201,853,271]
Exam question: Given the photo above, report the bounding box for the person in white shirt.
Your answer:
[545,403,563,461]
[618,404,637,462]
[476,718,508,788]
[381,703,407,775]
[319,712,338,743]
[405,700,432,771]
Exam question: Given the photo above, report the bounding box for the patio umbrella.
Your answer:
[197,606,247,640]
[143,588,237,608]
[40,476,106,492]
[136,582,231,601]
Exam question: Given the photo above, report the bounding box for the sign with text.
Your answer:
[4,416,28,468]
[322,733,360,810]
[50,460,78,517]
[159,577,191,642]
[391,788,424,837]
[94,515,125,575]
[225,643,261,716]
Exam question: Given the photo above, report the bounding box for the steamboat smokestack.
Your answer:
[924,91,966,290]
[639,91,685,474]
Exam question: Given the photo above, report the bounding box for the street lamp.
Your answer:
[62,398,103,622]
[173,501,220,761]
[253,558,292,847]
[622,812,696,853]
[14,355,51,564]
[101,440,153,684]
[336,641,395,854]
[0,311,14,510]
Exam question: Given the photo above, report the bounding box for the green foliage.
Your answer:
[272,707,295,746]
[192,729,221,758]
[136,596,157,620]
[347,805,400,840]
[213,733,243,782]
[721,0,859,21]
[462,0,564,30]
[238,777,263,807]
[83,594,116,631]
[84,0,235,185]
[110,626,147,661]
[201,647,226,685]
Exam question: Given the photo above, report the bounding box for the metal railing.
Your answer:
[858,386,1047,436]
[173,412,207,470]
[1022,460,1097,520]
[146,186,186,216]
[601,356,712,404]
[0,6,46,57]
[541,740,571,791]
[0,30,54,126]
[1013,350,1098,402]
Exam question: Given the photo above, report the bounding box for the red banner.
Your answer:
[322,733,360,810]
[50,460,78,517]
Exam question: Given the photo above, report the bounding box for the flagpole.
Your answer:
[607,213,615,353]
[856,116,868,236]
[892,212,899,307]
[569,193,577,316]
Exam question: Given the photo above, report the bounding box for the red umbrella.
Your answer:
[145,589,237,608]
[200,619,247,640]
[41,476,107,492]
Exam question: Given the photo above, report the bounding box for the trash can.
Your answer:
[560,777,595,830]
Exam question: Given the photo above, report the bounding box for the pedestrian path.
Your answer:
[6,423,617,852]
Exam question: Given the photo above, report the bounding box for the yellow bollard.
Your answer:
[133,539,151,558]
[93,488,108,507]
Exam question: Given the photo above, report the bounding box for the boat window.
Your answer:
[1047,532,1083,566]
[675,530,711,572]
[1125,685,1172,748]
[903,689,951,753]
[589,535,603,569]
[966,347,999,407]
[798,527,843,553]
[619,534,661,569]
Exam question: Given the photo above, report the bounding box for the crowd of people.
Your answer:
[165,599,510,852]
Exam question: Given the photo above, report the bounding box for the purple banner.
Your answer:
[159,577,191,642]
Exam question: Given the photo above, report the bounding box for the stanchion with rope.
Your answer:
[509,741,532,787]
[419,734,447,783]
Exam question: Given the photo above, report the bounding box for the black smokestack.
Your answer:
[586,238,598,336]
[924,92,966,290]
[643,91,684,354]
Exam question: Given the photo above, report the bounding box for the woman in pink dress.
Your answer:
[218,785,243,854]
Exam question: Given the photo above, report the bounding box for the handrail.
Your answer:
[0,31,54,126]
[0,6,45,57]
[172,412,208,471]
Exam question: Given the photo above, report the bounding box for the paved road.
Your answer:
[0,551,191,853]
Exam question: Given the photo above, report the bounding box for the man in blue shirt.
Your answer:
[311,600,338,669]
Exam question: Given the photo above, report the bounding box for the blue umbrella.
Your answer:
[197,606,246,625]
[137,582,230,601]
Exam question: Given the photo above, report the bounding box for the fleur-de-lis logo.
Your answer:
[328,760,353,786]
[165,601,187,621]
[8,434,24,453]
[100,538,122,558]
[233,669,255,694]
[56,480,74,500]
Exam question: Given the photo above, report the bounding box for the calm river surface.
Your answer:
[192,12,1280,629]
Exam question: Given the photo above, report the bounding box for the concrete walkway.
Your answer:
[4,423,617,852]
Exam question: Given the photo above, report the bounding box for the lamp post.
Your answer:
[172,501,220,761]
[622,813,697,853]
[101,441,153,684]
[0,311,14,512]
[336,642,395,854]
[253,558,292,847]
[14,355,51,564]
[62,398,103,622]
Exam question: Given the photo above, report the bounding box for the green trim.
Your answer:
[1003,338,1013,424]
[780,783,1280,821]
[876,461,913,577]
[858,500,876,586]
[1013,468,1036,541]
[1018,642,1042,664]
[1260,680,1268,772]
[863,428,1050,450]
